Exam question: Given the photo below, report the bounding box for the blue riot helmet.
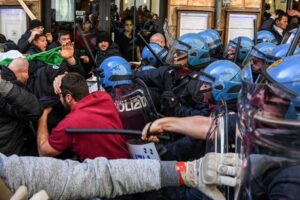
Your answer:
[263,55,300,102]
[137,65,156,71]
[99,56,133,88]
[236,55,300,200]
[199,60,241,102]
[141,42,168,66]
[204,29,222,49]
[198,30,221,56]
[242,42,278,75]
[224,36,254,63]
[271,43,300,58]
[257,30,278,44]
[165,33,210,69]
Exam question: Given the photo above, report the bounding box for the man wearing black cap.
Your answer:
[95,31,121,66]
[17,19,53,53]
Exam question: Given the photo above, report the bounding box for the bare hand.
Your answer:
[29,30,40,42]
[130,61,141,69]
[288,9,300,17]
[60,43,74,59]
[53,73,67,95]
[80,55,89,63]
[31,30,40,37]
[42,107,53,116]
[141,121,163,143]
[46,33,53,43]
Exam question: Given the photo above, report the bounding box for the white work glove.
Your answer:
[177,152,241,200]
[29,190,49,200]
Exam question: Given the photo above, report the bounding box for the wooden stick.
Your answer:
[17,0,37,20]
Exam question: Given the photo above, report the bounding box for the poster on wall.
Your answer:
[179,12,208,36]
[0,8,27,43]
[227,13,257,43]
[55,0,75,22]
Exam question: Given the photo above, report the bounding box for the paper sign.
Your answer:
[179,12,209,36]
[227,13,257,43]
[127,140,160,160]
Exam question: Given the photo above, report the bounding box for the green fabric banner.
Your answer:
[0,46,63,67]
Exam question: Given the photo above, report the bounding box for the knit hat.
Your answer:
[29,19,43,30]
[96,31,111,45]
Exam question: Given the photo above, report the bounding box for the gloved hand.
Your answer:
[160,91,180,116]
[10,186,27,200]
[29,190,49,200]
[177,152,241,200]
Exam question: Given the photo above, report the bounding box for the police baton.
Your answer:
[65,128,170,141]
[234,37,242,64]
[253,19,258,45]
[137,32,165,66]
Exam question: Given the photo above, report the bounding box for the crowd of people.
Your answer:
[0,6,300,200]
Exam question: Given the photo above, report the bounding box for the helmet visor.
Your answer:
[223,40,238,60]
[205,101,230,154]
[238,75,300,159]
[165,40,190,66]
[242,47,279,72]
[281,31,295,45]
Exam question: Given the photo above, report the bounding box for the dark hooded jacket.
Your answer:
[17,30,32,53]
[0,67,42,156]
[26,46,85,99]
[95,42,121,66]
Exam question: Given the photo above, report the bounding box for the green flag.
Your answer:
[0,46,63,67]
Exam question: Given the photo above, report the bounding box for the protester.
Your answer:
[0,58,42,156]
[0,151,239,200]
[48,30,92,78]
[26,34,85,99]
[37,73,129,161]
[261,9,288,43]
[95,30,121,66]
[116,17,141,62]
[0,34,18,52]
[17,19,53,53]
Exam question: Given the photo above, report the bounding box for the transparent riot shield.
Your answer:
[205,100,229,154]
[113,78,161,130]
[205,99,232,199]
[235,65,300,200]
